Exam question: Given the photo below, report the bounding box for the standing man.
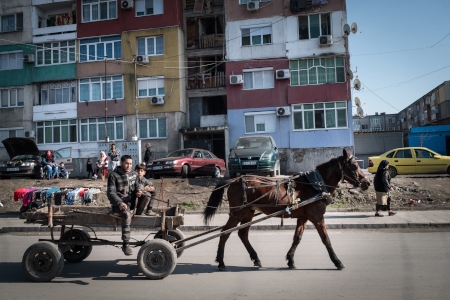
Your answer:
[108,143,121,172]
[143,142,153,164]
[107,155,138,256]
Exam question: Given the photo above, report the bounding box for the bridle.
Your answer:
[340,155,368,187]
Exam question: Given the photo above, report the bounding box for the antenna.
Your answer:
[357,106,364,118]
[347,69,354,80]
[354,97,361,107]
[353,78,361,90]
[351,22,358,34]
[343,24,351,36]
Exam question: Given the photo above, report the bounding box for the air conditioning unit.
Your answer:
[136,55,149,65]
[247,0,260,11]
[25,130,35,138]
[150,96,164,105]
[121,0,134,9]
[319,35,333,47]
[229,75,243,85]
[24,54,35,63]
[276,69,290,79]
[276,106,291,117]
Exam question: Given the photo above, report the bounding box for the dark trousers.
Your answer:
[112,204,132,242]
[132,192,156,215]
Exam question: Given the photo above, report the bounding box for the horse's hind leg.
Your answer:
[286,218,308,269]
[237,210,261,268]
[313,219,345,270]
[215,212,244,271]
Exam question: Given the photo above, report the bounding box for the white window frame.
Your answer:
[0,51,23,71]
[244,111,276,134]
[290,57,345,86]
[79,36,122,62]
[1,88,24,107]
[139,118,167,139]
[79,75,124,102]
[36,40,76,66]
[80,116,124,142]
[136,0,164,16]
[241,24,272,46]
[243,67,274,90]
[0,128,24,145]
[298,13,331,40]
[137,36,164,57]
[81,0,117,23]
[137,76,165,98]
[36,119,78,144]
[40,81,77,105]
[292,101,348,131]
[1,13,23,32]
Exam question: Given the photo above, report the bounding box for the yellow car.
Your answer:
[368,147,450,178]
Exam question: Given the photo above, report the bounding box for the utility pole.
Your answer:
[104,56,109,142]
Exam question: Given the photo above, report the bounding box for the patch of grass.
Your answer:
[180,200,201,211]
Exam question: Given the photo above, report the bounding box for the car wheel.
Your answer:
[447,166,450,175]
[181,165,190,178]
[388,166,398,178]
[35,167,44,180]
[212,166,221,178]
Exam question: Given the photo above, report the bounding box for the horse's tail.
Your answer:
[203,179,231,225]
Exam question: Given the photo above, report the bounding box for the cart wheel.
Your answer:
[22,241,64,282]
[154,229,185,258]
[137,239,177,280]
[60,229,93,263]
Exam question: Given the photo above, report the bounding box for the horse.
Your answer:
[203,149,370,271]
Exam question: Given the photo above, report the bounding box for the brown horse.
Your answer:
[203,149,370,271]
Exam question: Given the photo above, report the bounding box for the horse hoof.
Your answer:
[288,264,296,269]
[254,262,262,268]
[336,263,345,270]
[218,265,226,271]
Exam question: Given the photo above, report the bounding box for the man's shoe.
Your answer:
[145,209,157,216]
[122,244,133,256]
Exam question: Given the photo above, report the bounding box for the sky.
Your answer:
[346,0,450,116]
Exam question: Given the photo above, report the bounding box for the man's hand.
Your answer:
[144,186,155,192]
[119,202,127,210]
[136,189,143,197]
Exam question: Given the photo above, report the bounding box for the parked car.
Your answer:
[0,138,73,179]
[368,147,450,178]
[228,136,280,178]
[146,148,226,179]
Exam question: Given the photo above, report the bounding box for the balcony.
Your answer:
[188,71,226,90]
[33,24,77,43]
[200,114,227,127]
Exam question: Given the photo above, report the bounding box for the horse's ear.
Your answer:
[342,149,348,157]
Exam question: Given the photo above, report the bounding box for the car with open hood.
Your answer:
[146,148,226,179]
[0,138,73,179]
[228,136,280,178]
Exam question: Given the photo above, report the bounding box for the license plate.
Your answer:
[6,167,19,171]
[152,166,163,170]
[242,161,256,166]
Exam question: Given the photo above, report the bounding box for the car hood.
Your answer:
[2,138,41,159]
[153,156,187,163]
[231,148,272,157]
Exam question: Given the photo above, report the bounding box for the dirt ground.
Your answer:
[0,173,449,214]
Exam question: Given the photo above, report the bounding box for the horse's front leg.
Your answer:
[286,218,307,269]
[237,210,261,268]
[216,213,242,271]
[313,219,345,270]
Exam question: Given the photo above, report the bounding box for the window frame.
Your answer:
[36,119,78,144]
[79,75,124,102]
[290,56,345,86]
[0,51,24,71]
[79,36,122,62]
[135,0,164,17]
[137,76,165,98]
[80,116,124,142]
[241,24,272,46]
[36,40,76,66]
[1,13,23,32]
[244,111,277,134]
[243,67,274,90]
[81,0,117,23]
[40,81,77,105]
[1,88,24,108]
[298,13,331,40]
[137,35,164,57]
[292,101,348,131]
[138,117,167,139]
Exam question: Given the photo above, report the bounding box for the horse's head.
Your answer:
[340,149,370,191]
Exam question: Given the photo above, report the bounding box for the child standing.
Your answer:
[86,158,94,179]
[133,163,156,216]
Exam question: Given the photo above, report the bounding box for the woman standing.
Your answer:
[373,160,396,217]
[95,151,109,181]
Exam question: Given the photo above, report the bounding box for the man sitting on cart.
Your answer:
[107,154,139,256]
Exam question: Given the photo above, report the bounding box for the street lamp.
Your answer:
[104,56,109,142]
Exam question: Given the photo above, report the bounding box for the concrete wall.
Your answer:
[354,131,404,167]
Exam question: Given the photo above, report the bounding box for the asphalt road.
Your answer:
[1,229,449,300]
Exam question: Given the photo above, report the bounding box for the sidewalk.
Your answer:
[1,210,450,234]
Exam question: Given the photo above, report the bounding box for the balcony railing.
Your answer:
[187,71,225,90]
[188,33,224,50]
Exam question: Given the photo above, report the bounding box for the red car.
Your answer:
[146,148,226,179]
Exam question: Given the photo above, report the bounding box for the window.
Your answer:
[137,77,165,97]
[79,36,122,62]
[292,101,347,131]
[36,120,77,144]
[36,41,76,66]
[80,116,124,142]
[1,13,23,32]
[244,112,276,133]
[139,118,167,139]
[370,117,380,124]
[290,57,345,86]
[388,117,395,123]
[1,88,24,107]
[40,81,77,105]
[298,13,331,40]
[136,0,164,16]
[394,149,412,159]
[79,75,123,102]
[82,0,117,23]
[0,128,24,144]
[137,36,164,56]
[241,24,272,46]
[0,51,23,70]
[361,124,368,130]
[243,68,274,90]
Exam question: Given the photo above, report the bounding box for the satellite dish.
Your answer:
[343,24,350,36]
[351,22,358,34]
[357,106,364,118]
[353,78,361,90]
[354,97,361,107]
[347,69,354,80]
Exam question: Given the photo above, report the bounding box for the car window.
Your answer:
[203,151,213,159]
[193,151,203,158]
[168,149,192,157]
[394,149,412,158]
[235,137,272,149]
[386,151,395,158]
[415,149,433,158]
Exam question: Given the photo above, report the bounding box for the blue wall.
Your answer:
[409,125,450,155]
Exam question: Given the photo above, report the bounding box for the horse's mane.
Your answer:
[316,155,342,171]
